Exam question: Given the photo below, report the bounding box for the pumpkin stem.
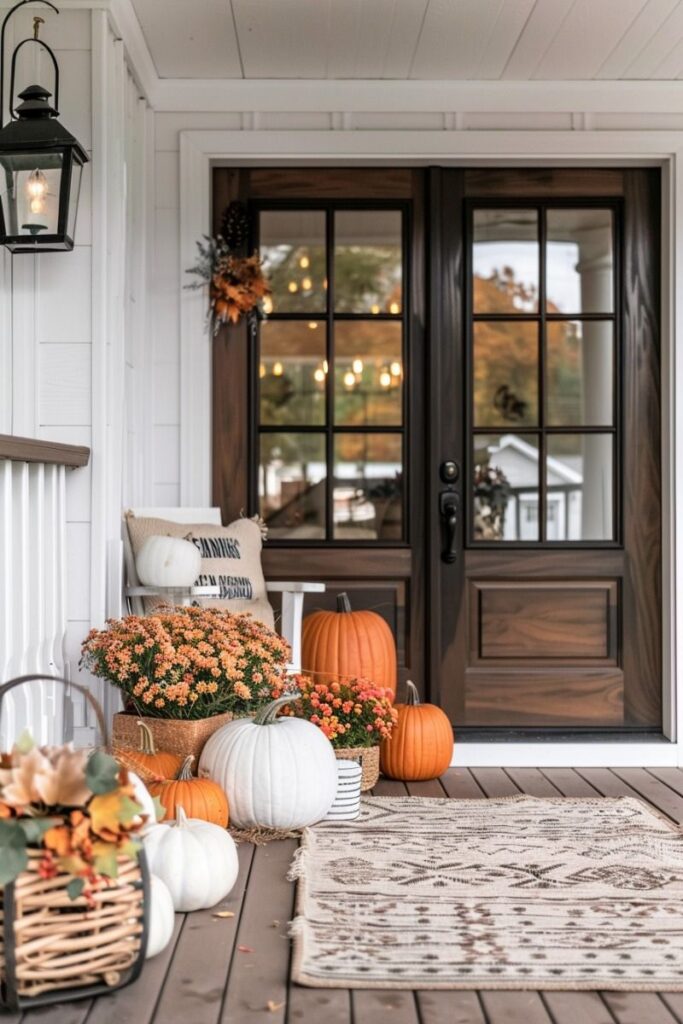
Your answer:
[176,755,195,781]
[137,720,157,755]
[404,680,420,706]
[175,805,189,828]
[254,692,300,726]
[336,592,352,613]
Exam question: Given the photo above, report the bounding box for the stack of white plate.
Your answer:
[325,759,362,821]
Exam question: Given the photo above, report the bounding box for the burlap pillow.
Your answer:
[125,513,274,629]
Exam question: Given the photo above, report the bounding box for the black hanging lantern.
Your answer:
[0,0,89,253]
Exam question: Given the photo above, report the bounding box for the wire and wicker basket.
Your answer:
[0,675,149,1012]
[334,745,380,791]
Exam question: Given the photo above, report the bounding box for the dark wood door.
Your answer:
[212,168,428,691]
[432,168,662,730]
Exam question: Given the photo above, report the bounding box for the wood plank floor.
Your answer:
[13,768,683,1024]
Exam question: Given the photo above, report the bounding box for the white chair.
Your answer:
[122,507,324,673]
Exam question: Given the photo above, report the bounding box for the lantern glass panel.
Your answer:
[0,150,63,240]
[67,157,83,241]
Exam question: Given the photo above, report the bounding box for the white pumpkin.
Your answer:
[198,693,337,830]
[146,874,174,959]
[143,806,239,912]
[129,770,160,833]
[135,534,201,588]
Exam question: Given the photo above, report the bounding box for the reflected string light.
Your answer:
[308,321,318,329]
[389,302,400,315]
[352,358,364,375]
[288,281,298,293]
[301,276,313,291]
[343,371,356,388]
[379,369,392,388]
[273,361,284,376]
[259,363,266,379]
[313,367,326,383]
[299,255,310,269]
[370,304,380,315]
[390,361,402,377]
[262,295,273,315]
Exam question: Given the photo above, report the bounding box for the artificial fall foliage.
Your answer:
[0,733,149,898]
[186,235,271,334]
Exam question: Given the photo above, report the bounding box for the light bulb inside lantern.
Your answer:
[30,197,44,215]
[379,370,392,388]
[352,358,363,375]
[343,371,356,388]
[273,361,284,376]
[26,169,47,199]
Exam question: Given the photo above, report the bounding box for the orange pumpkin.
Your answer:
[114,720,184,781]
[302,592,397,698]
[147,756,229,827]
[380,680,453,781]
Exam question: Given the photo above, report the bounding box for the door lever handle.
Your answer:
[439,491,459,564]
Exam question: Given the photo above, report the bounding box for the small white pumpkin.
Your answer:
[198,693,337,830]
[146,874,174,959]
[143,806,239,912]
[135,534,201,588]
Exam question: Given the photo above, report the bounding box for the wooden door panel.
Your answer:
[471,580,618,662]
[464,669,624,728]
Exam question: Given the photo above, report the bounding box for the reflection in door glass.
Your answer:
[473,434,540,541]
[473,321,538,427]
[260,321,327,426]
[473,209,539,313]
[259,432,326,539]
[333,433,403,541]
[546,434,613,540]
[546,320,613,426]
[546,209,613,314]
[259,210,327,313]
[334,321,403,427]
[334,210,402,314]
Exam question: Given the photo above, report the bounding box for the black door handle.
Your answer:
[439,491,459,564]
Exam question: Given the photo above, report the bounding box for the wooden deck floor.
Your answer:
[9,767,683,1024]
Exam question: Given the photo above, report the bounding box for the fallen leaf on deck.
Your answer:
[213,911,235,918]
[238,944,255,953]
[267,1000,284,1012]
[270,919,280,928]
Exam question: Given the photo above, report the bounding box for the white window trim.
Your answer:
[178,128,681,766]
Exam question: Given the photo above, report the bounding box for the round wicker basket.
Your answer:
[334,745,379,791]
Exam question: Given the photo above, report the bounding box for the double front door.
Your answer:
[212,166,662,733]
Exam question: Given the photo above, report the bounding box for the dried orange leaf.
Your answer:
[213,911,235,918]
[238,944,254,953]
[267,1000,284,1012]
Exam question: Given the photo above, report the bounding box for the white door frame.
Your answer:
[178,128,681,767]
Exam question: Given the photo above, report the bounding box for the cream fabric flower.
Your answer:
[0,743,91,808]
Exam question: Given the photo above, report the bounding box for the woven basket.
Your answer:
[0,674,149,1012]
[112,710,234,767]
[335,745,380,791]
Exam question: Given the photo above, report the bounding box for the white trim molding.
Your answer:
[178,126,682,767]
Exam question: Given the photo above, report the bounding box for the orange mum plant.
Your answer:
[80,606,292,720]
[0,734,148,899]
[282,675,398,748]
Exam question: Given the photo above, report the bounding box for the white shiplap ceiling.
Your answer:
[130,0,683,81]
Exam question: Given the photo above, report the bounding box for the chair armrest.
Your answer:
[266,581,326,594]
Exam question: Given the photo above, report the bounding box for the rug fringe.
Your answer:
[287,845,308,881]
[229,825,302,846]
[288,915,305,938]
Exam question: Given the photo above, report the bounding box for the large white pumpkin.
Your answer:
[146,874,174,959]
[198,693,337,830]
[135,534,200,588]
[143,806,239,912]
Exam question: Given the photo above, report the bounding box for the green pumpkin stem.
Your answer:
[404,680,420,706]
[176,755,195,781]
[254,692,300,726]
[136,720,157,755]
[336,592,352,613]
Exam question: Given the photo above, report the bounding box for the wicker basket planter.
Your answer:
[335,745,380,791]
[0,849,148,1011]
[112,711,234,767]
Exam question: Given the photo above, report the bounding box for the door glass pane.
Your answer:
[334,321,402,426]
[473,209,539,314]
[546,434,613,541]
[547,320,613,427]
[473,434,539,541]
[259,432,326,539]
[334,210,402,314]
[333,434,403,541]
[260,321,327,426]
[259,210,326,313]
[473,321,538,427]
[546,209,613,314]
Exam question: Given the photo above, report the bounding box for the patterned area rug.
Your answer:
[289,795,683,990]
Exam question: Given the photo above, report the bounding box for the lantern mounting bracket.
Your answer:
[0,0,59,124]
